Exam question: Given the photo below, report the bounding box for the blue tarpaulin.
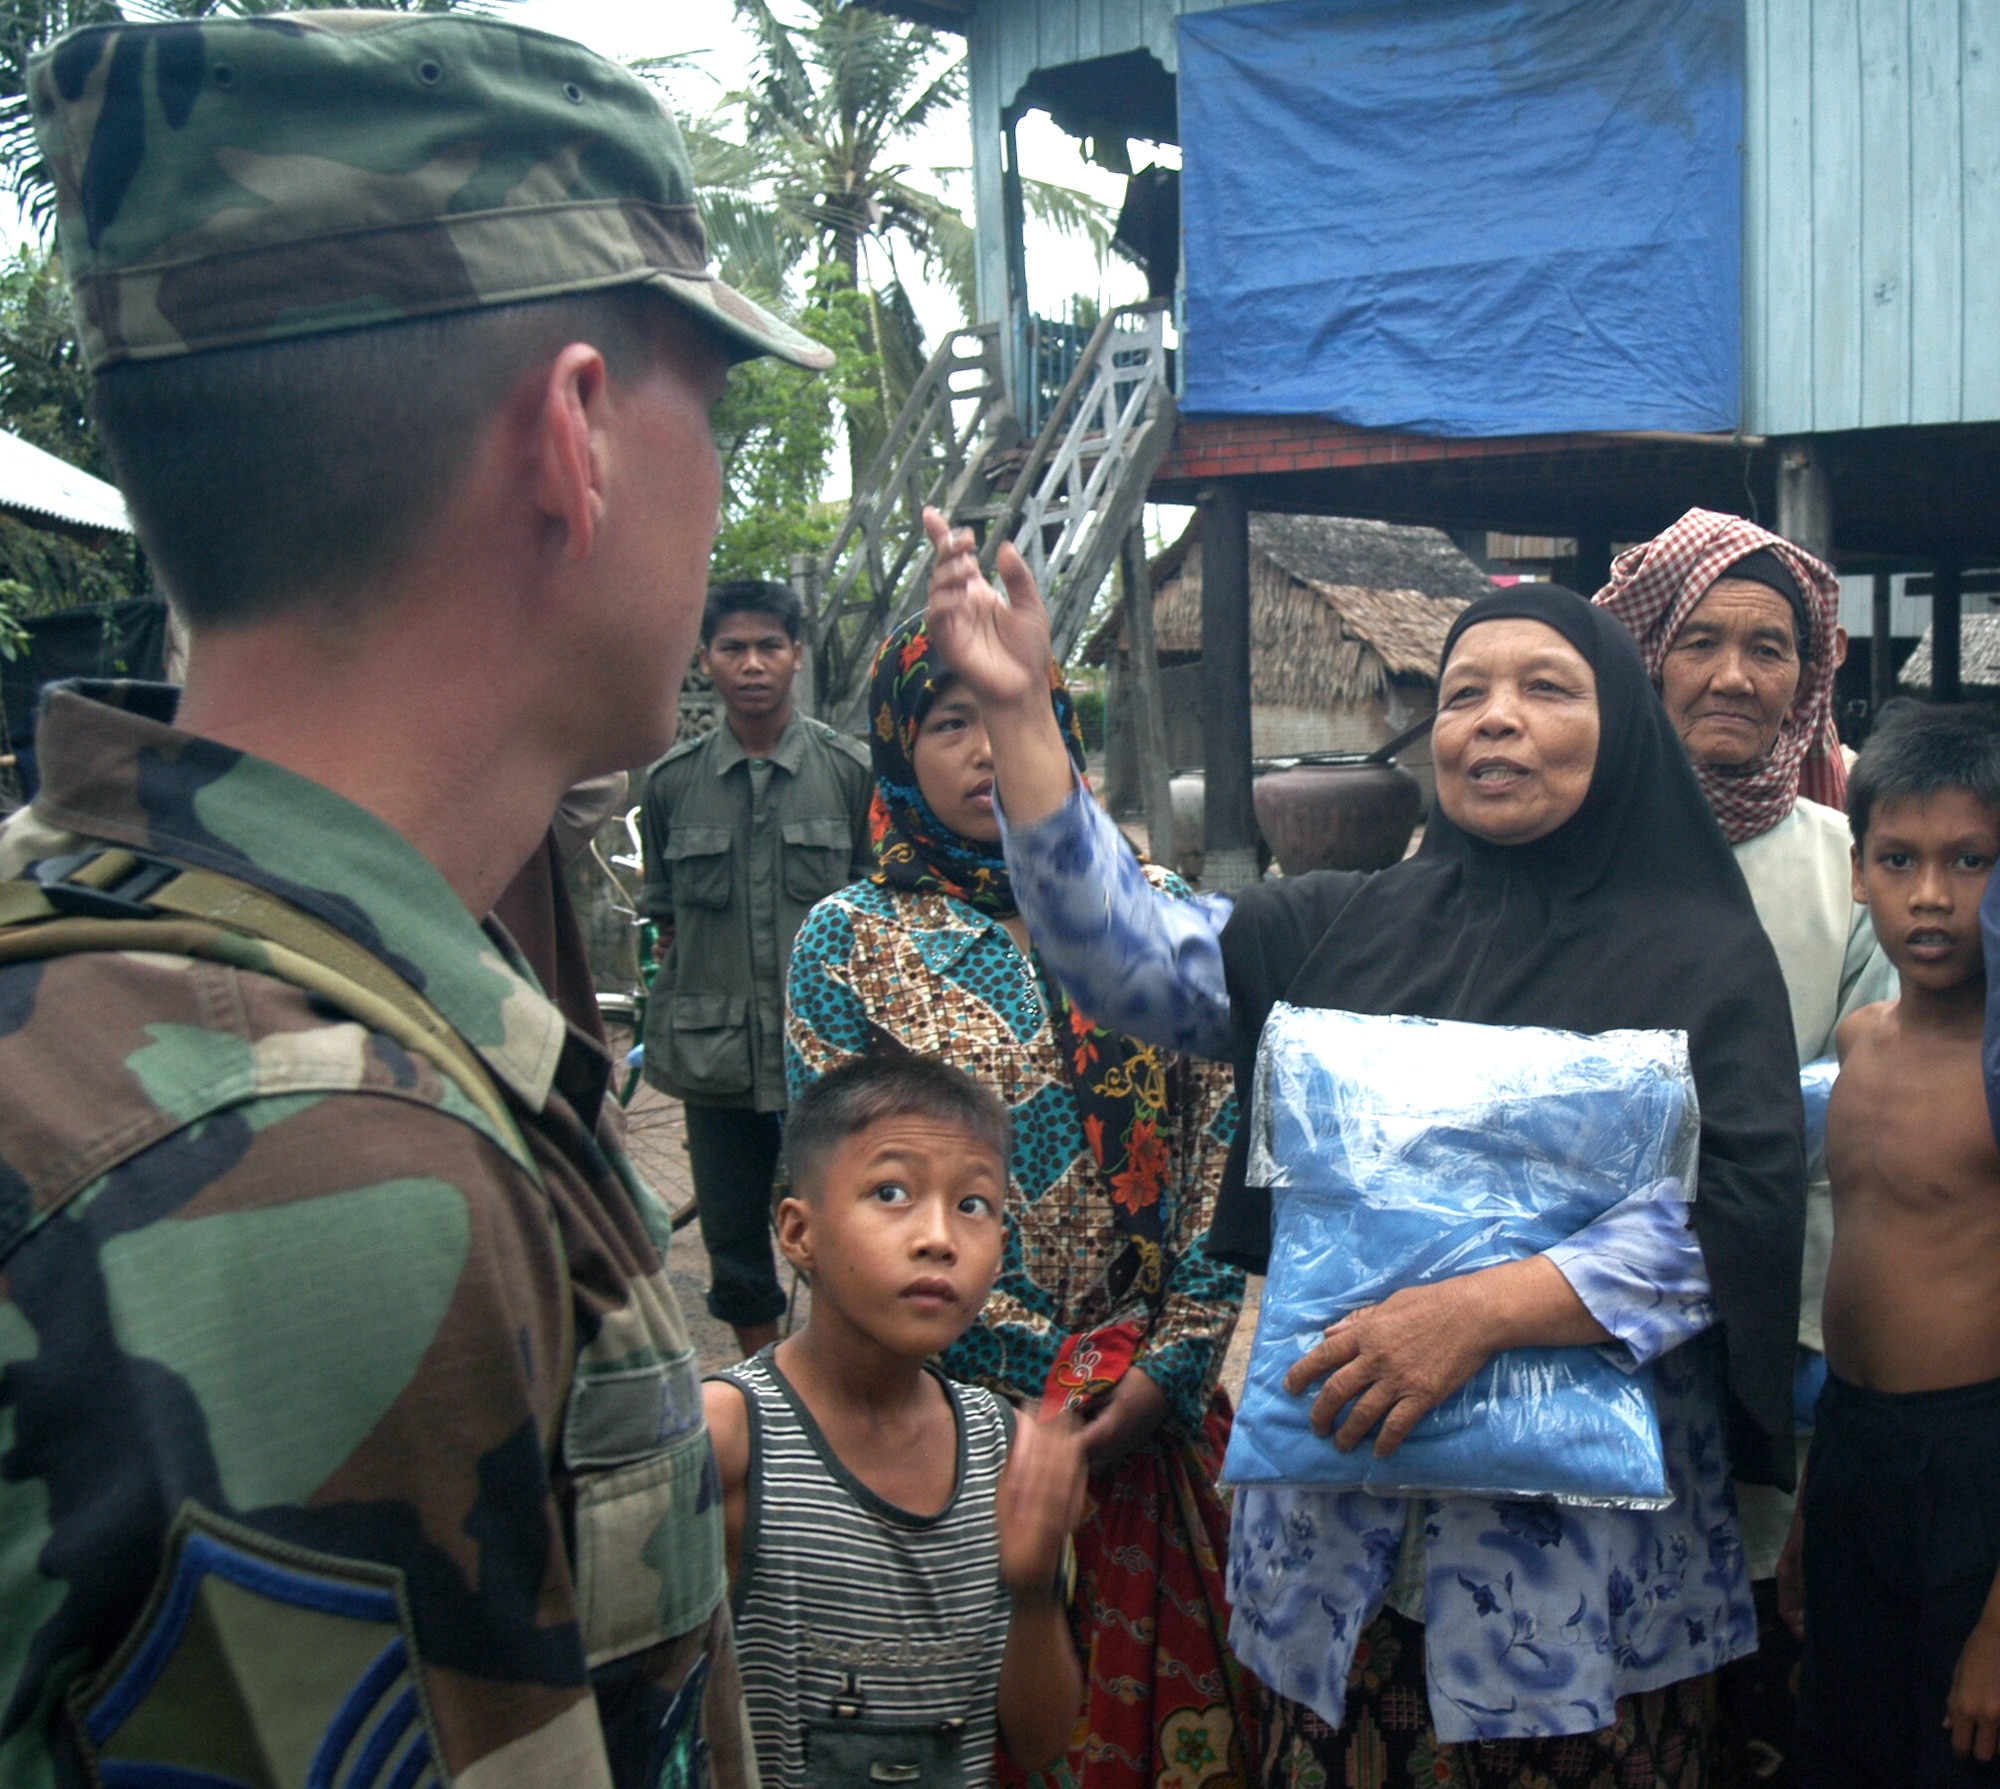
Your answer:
[1178,0,1743,436]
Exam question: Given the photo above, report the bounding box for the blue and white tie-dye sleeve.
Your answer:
[999,781,1236,1060]
[1001,780,1719,1366]
[1545,1185,1717,1366]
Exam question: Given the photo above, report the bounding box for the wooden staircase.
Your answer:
[803,299,1178,730]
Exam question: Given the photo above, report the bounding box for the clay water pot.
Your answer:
[1253,761,1422,874]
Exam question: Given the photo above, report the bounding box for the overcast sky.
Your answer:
[511,0,1152,360]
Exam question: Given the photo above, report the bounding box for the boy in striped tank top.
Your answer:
[703,1055,1087,1788]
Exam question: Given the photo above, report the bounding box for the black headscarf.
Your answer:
[1213,585,1806,1485]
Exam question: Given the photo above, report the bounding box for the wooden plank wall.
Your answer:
[969,0,1230,322]
[1747,0,2000,432]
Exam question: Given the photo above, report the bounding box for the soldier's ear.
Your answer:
[531,342,611,563]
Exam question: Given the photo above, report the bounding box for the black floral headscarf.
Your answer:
[864,613,1179,1298]
[866,613,1087,914]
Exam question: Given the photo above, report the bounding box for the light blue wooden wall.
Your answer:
[1746,0,2000,432]
[969,0,1214,321]
[970,0,2000,432]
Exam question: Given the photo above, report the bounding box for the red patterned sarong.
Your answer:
[1002,1330,1261,1788]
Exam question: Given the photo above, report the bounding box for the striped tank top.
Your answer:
[716,1349,1015,1789]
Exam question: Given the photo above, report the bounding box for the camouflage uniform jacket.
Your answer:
[0,684,749,1789]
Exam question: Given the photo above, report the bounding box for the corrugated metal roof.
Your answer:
[0,428,130,535]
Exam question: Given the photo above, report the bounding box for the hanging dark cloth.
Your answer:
[1211,584,1806,1486]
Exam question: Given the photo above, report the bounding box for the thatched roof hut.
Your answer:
[1092,513,1490,783]
[1138,514,1480,706]
[1898,617,2000,694]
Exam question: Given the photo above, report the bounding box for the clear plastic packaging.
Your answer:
[1800,1057,1838,1167]
[1224,1003,1700,1508]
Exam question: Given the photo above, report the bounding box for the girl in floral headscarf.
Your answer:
[1596,507,1894,1780]
[786,613,1259,1788]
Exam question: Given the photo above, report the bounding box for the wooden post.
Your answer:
[1777,438,1835,561]
[1103,651,1138,816]
[1572,530,1613,599]
[1122,524,1177,868]
[1934,556,1963,704]
[1198,483,1258,891]
[1001,116,1032,423]
[789,551,820,719]
[1870,573,1894,717]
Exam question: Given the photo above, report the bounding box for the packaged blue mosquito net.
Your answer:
[1800,1057,1837,1165]
[1223,1003,1700,1507]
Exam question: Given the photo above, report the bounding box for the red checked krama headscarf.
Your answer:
[1593,507,1845,844]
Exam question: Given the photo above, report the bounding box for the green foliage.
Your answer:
[0,512,134,619]
[0,246,139,622]
[709,264,877,584]
[0,244,103,477]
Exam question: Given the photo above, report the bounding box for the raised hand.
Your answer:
[921,507,1078,829]
[924,508,1054,714]
[996,1409,1088,1596]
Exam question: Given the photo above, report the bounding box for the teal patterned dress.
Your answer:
[783,873,1241,1431]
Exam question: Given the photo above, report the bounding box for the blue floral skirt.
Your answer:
[1260,1607,1716,1788]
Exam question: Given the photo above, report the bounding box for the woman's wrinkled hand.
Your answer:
[1283,1275,1508,1457]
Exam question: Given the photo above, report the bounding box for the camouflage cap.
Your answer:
[29,10,834,372]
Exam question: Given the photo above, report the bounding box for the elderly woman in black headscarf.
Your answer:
[920,510,1805,1783]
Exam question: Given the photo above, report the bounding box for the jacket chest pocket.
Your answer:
[567,1351,726,1666]
[667,826,733,911]
[781,816,853,903]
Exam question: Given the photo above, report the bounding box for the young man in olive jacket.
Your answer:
[641,581,873,1352]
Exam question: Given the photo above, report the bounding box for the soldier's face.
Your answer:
[585,309,731,766]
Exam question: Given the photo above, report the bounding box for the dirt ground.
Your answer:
[606,1025,811,1375]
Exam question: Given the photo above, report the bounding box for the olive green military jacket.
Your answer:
[639,709,872,1111]
[0,684,752,1789]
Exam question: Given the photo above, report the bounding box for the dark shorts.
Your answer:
[1799,1371,2000,1787]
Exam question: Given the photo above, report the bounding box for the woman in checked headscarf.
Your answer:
[1594,507,1894,1777]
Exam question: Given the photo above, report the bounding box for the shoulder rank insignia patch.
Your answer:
[71,1502,443,1789]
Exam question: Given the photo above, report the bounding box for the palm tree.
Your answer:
[705,0,1113,484]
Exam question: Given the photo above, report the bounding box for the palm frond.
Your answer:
[701,192,809,300]
[893,59,962,136]
[1021,175,1117,264]
[877,178,975,319]
[734,0,817,126]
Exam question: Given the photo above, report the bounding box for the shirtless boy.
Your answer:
[1781,702,2000,1784]
[701,1053,1086,1789]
